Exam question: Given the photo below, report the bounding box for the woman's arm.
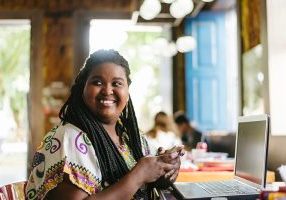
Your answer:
[46,156,175,200]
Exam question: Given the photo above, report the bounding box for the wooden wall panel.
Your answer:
[44,17,73,86]
[172,23,186,113]
[240,0,261,52]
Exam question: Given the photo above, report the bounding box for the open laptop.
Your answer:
[172,114,270,200]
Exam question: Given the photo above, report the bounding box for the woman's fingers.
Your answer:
[164,169,175,178]
[162,162,180,182]
[152,148,183,183]
[136,156,175,183]
[160,153,181,181]
[165,155,180,165]
[176,145,185,152]
[159,159,176,172]
[158,152,179,162]
[169,169,179,182]
[157,147,165,155]
[179,148,186,156]
[161,145,185,158]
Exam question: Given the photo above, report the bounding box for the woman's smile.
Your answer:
[98,98,117,107]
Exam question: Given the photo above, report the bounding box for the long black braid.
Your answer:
[59,50,148,198]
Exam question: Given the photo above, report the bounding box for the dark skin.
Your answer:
[158,145,185,182]
[45,63,182,199]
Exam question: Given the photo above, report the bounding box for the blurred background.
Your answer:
[0,0,286,186]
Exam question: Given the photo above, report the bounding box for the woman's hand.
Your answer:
[164,156,180,182]
[132,156,175,186]
[157,145,185,182]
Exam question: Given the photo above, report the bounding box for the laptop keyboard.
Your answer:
[196,180,259,195]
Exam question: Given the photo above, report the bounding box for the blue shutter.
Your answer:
[185,11,227,131]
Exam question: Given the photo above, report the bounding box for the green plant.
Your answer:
[0,25,30,135]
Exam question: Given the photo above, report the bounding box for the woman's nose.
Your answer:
[101,84,113,95]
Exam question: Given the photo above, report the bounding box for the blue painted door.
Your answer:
[185,11,227,131]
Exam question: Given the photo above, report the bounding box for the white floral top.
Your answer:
[25,123,150,200]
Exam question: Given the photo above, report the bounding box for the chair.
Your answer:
[204,132,236,158]
[0,181,27,200]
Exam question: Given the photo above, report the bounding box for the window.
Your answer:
[0,19,30,185]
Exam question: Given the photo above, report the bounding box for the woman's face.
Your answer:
[83,62,129,124]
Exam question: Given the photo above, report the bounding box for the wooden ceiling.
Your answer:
[0,0,236,25]
[0,0,138,12]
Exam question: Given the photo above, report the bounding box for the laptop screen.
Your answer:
[235,115,269,186]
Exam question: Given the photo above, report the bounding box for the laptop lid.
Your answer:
[234,114,270,188]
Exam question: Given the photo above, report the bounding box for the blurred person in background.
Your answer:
[174,111,202,151]
[146,111,181,150]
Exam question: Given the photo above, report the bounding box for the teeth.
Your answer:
[100,100,114,105]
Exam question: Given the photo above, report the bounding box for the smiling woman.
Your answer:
[25,49,183,200]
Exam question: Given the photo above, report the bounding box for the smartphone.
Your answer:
[166,145,184,154]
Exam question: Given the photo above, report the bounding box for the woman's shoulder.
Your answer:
[26,123,102,199]
[47,123,89,142]
[35,122,94,160]
[55,122,83,134]
[47,122,95,156]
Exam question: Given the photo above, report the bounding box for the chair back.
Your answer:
[0,181,27,200]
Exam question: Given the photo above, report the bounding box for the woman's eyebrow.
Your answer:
[88,76,125,81]
[113,77,125,81]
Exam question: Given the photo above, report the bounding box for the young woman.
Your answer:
[146,111,181,150]
[26,50,182,200]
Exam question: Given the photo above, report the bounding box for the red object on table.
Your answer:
[180,165,233,172]
[199,165,234,171]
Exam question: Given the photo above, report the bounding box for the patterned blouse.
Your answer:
[25,123,151,200]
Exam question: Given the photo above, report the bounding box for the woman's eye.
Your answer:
[113,81,123,87]
[92,80,102,86]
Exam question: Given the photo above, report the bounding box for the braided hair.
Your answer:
[59,49,146,196]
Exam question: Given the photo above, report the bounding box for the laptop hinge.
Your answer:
[234,176,262,191]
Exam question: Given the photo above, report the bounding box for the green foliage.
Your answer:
[0,25,30,119]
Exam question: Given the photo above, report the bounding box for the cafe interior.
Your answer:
[1,0,286,199]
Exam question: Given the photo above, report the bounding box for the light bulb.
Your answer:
[161,0,176,3]
[170,0,194,19]
[164,42,178,57]
[139,0,162,20]
[152,37,169,55]
[176,36,196,52]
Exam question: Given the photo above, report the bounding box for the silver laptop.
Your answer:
[172,114,270,200]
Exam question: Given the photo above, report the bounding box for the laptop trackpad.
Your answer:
[173,182,212,199]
